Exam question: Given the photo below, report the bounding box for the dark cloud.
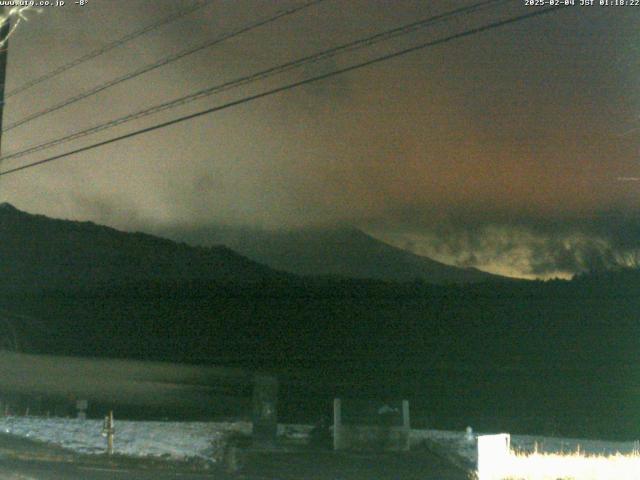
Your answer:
[370,208,640,278]
[0,1,638,278]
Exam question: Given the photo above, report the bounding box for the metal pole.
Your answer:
[0,7,10,404]
[0,7,10,156]
[402,399,411,451]
[333,398,342,450]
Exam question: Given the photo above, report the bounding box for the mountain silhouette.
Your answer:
[0,203,285,292]
[159,224,510,284]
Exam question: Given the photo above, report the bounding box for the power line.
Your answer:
[0,0,509,164]
[2,0,214,99]
[0,5,566,178]
[2,0,325,132]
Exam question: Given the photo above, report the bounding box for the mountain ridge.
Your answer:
[0,203,287,292]
[158,224,512,284]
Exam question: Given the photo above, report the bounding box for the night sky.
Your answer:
[0,0,638,279]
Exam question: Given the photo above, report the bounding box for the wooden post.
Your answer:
[402,399,410,451]
[333,398,342,450]
[102,410,115,455]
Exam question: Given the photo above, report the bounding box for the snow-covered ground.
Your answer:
[0,416,252,461]
[0,415,637,468]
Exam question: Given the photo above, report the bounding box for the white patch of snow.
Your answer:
[0,417,251,461]
[411,428,639,466]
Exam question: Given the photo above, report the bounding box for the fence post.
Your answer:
[402,400,410,451]
[333,398,342,450]
[76,399,88,420]
[102,410,115,455]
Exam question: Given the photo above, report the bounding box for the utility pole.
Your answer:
[0,6,10,156]
[0,9,8,422]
